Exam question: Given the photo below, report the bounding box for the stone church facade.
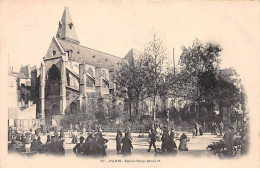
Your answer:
[38,7,125,126]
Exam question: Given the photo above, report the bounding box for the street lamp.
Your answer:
[167,109,170,131]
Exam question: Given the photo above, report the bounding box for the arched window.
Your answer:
[48,65,60,81]
[53,50,56,56]
[52,104,59,115]
[71,102,77,114]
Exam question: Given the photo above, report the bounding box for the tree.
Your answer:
[215,68,240,108]
[115,53,147,122]
[142,34,168,121]
[178,38,222,121]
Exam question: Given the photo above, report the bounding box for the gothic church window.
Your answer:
[71,102,77,114]
[53,50,56,56]
[86,68,94,88]
[48,65,60,81]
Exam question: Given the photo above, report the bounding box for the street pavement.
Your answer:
[39,131,226,157]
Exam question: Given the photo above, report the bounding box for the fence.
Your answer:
[9,119,42,131]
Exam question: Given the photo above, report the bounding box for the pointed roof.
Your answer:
[56,7,80,44]
[124,48,143,61]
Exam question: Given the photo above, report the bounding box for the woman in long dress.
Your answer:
[179,133,188,151]
[121,132,133,156]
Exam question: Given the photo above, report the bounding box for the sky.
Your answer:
[1,0,260,88]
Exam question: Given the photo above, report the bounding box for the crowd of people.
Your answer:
[8,121,249,158]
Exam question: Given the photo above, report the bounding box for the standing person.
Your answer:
[223,127,234,157]
[115,132,122,154]
[73,136,85,156]
[30,139,37,151]
[179,133,188,151]
[95,132,108,157]
[147,129,157,152]
[194,123,198,136]
[117,128,122,138]
[214,122,218,135]
[54,128,59,139]
[121,132,133,156]
[69,123,73,138]
[192,127,196,138]
[36,137,42,149]
[60,127,65,139]
[46,135,51,143]
[170,128,175,139]
[196,123,200,136]
[219,122,224,136]
[211,122,215,135]
[82,124,86,137]
[156,126,161,141]
[161,129,169,153]
[84,132,98,156]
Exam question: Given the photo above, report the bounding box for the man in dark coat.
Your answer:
[121,132,133,156]
[147,129,157,152]
[73,136,85,155]
[115,132,122,154]
[60,127,65,138]
[223,127,234,157]
[161,129,169,153]
[95,133,108,157]
[30,139,37,151]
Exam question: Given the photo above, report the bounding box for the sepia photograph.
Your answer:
[0,0,259,168]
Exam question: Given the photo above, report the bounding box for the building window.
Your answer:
[67,73,70,86]
[86,76,94,87]
[67,50,73,58]
[86,68,94,87]
[102,80,108,88]
[102,70,107,79]
[53,50,56,56]
[87,68,94,77]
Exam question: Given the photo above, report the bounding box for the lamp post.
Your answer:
[167,109,170,131]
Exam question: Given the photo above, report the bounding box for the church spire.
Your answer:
[56,7,80,44]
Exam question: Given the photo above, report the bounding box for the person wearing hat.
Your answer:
[73,136,85,155]
[223,127,234,157]
[121,132,133,156]
[147,129,157,152]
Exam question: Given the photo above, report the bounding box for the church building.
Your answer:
[38,7,125,126]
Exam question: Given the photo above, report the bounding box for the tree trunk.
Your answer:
[153,96,156,121]
[129,102,132,122]
[196,101,201,122]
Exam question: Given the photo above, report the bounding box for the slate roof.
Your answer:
[18,65,30,79]
[58,38,124,69]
